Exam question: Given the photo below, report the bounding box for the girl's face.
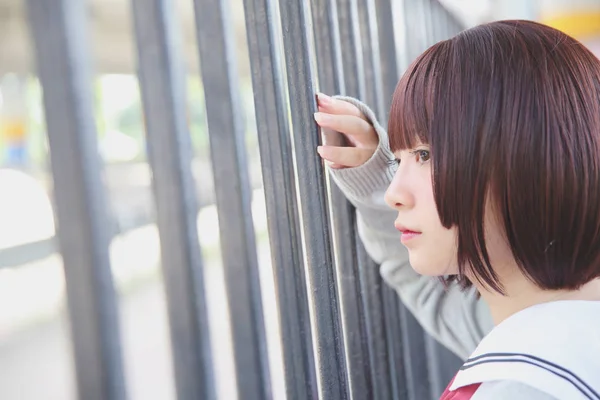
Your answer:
[385,145,514,279]
[385,145,457,276]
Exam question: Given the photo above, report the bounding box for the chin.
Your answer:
[408,257,439,276]
[408,253,455,277]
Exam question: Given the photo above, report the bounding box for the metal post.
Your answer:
[25,1,126,399]
[425,333,462,397]
[368,3,416,398]
[403,0,429,57]
[336,0,411,398]
[436,0,464,38]
[357,244,399,400]
[374,0,401,118]
[352,2,397,396]
[337,0,366,100]
[381,285,409,399]
[311,0,374,397]
[429,0,446,44]
[312,0,346,96]
[191,0,272,398]
[423,0,435,46]
[277,0,349,398]
[130,0,215,399]
[242,0,318,398]
[345,0,419,398]
[356,0,385,117]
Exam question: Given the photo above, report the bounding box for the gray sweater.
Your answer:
[328,97,557,399]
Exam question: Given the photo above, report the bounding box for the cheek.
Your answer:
[408,173,459,276]
[408,226,458,276]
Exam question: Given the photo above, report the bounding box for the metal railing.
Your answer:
[17,0,464,398]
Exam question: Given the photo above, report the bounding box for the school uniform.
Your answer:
[441,301,600,399]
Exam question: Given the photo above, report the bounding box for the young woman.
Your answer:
[315,20,600,399]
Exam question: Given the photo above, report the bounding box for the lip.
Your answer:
[394,223,422,243]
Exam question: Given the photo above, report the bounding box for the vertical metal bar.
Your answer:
[425,334,463,398]
[336,28,382,361]
[191,0,271,398]
[382,285,409,400]
[373,0,400,119]
[349,1,400,398]
[337,0,412,398]
[436,3,449,43]
[356,0,385,118]
[436,0,463,38]
[331,204,374,400]
[400,311,431,400]
[337,0,365,99]
[311,0,374,398]
[386,3,437,399]
[130,1,216,399]
[419,0,433,48]
[358,1,429,399]
[278,1,349,398]
[428,0,446,44]
[368,4,414,398]
[403,0,429,57]
[312,0,345,96]
[422,0,435,46]
[25,1,126,399]
[356,240,396,400]
[425,334,444,397]
[242,0,318,398]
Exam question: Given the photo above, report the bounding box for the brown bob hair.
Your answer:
[388,20,600,293]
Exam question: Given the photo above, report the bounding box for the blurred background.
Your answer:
[0,0,598,399]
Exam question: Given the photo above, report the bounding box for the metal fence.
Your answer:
[21,0,464,399]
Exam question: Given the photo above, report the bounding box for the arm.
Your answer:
[317,95,493,360]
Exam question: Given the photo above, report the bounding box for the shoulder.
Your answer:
[472,381,558,400]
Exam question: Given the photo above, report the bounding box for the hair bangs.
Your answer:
[388,41,450,152]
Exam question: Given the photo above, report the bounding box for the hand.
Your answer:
[314,93,379,169]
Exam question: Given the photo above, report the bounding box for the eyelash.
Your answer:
[411,149,431,164]
[388,149,431,166]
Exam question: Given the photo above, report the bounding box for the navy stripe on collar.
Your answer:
[461,353,600,400]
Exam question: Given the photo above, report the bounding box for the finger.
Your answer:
[321,128,348,147]
[314,112,378,147]
[325,161,346,169]
[316,93,367,121]
[316,158,346,169]
[317,145,374,168]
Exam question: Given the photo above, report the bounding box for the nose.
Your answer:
[384,166,414,210]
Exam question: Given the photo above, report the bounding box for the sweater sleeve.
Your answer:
[328,96,494,360]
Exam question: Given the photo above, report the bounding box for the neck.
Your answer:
[475,275,600,325]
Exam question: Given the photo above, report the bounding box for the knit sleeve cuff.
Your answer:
[328,96,397,200]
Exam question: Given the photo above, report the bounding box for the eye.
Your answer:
[388,158,401,168]
[410,149,431,164]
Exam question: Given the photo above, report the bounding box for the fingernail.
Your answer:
[317,92,332,105]
[317,146,324,154]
